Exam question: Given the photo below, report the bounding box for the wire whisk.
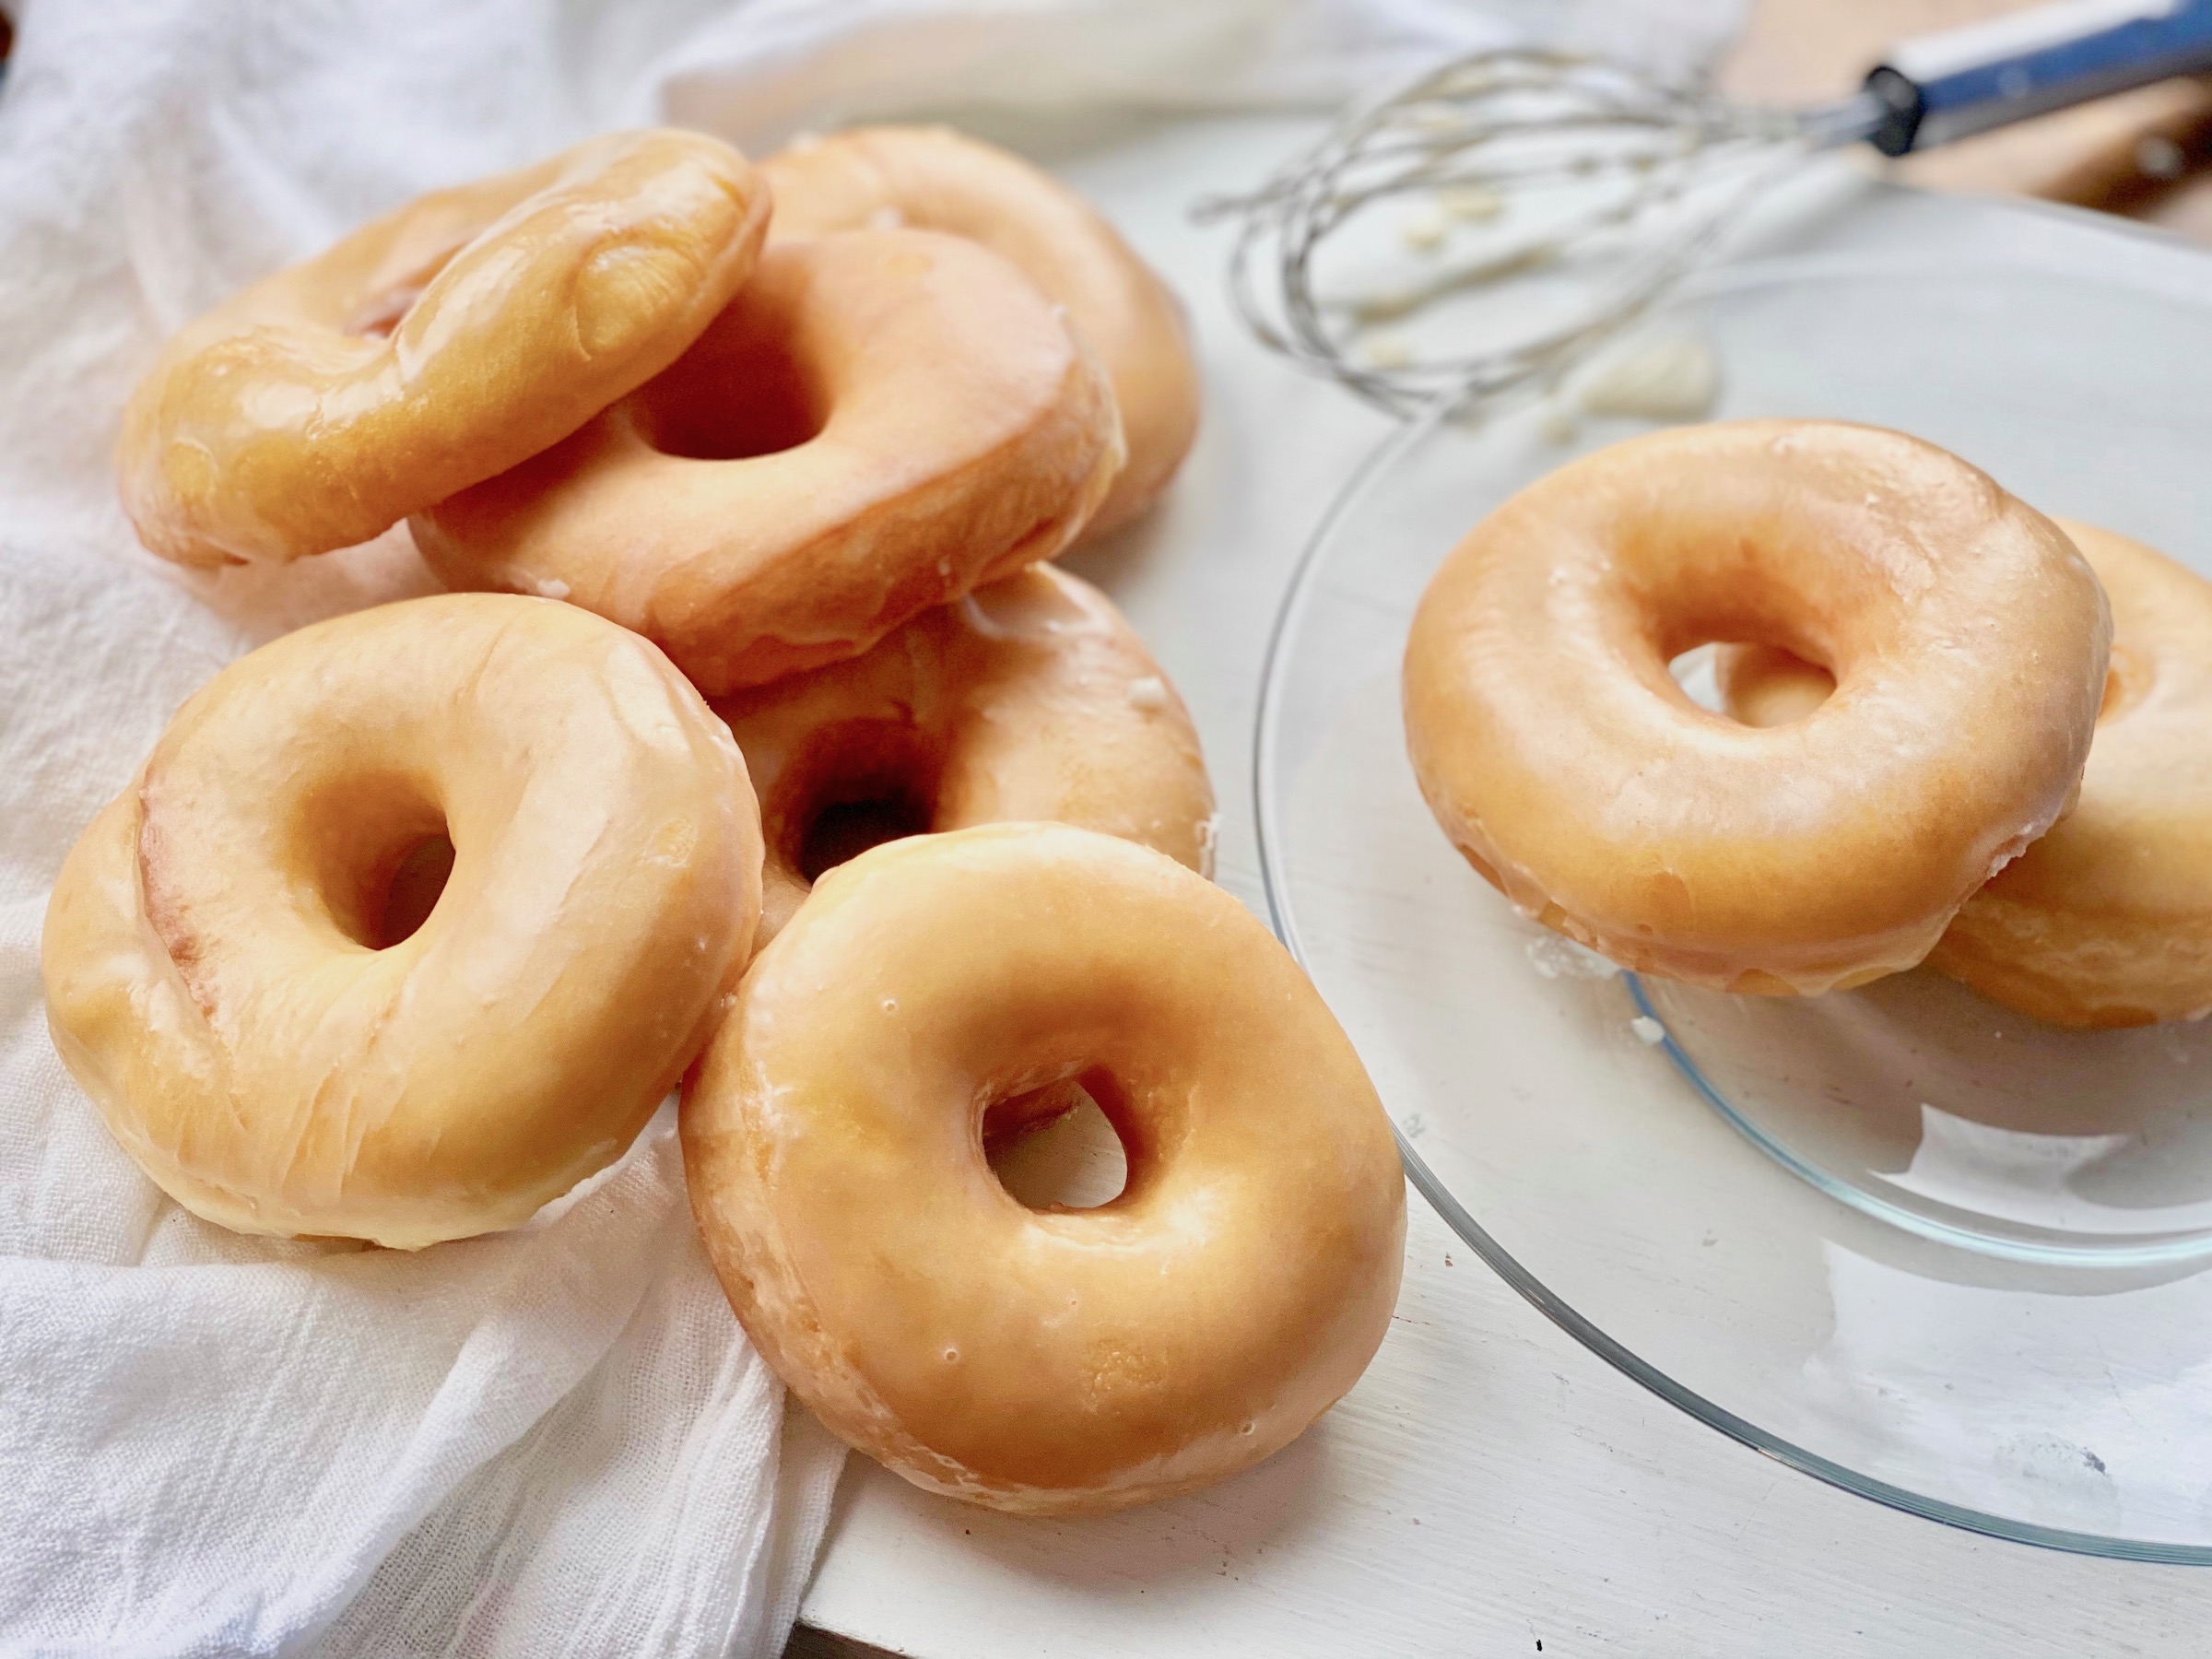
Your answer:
[1200,1,2212,418]
[1197,49,1816,417]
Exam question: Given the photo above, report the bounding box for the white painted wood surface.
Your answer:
[795,116,2212,1656]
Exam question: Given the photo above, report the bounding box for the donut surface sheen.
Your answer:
[716,565,1215,945]
[1724,521,2212,1027]
[681,824,1406,1514]
[119,130,770,568]
[1402,420,2111,995]
[40,594,762,1248]
[762,124,1199,535]
[414,229,1123,694]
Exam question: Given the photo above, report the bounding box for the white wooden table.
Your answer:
[794,115,2212,1657]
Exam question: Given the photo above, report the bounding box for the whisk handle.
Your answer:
[1863,0,2212,155]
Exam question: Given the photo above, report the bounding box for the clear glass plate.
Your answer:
[1254,252,2212,1560]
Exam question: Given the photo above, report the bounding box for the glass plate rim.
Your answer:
[1251,249,2212,1565]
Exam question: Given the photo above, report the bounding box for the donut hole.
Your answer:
[800,795,932,882]
[345,284,428,339]
[775,720,944,884]
[296,778,454,949]
[343,250,462,339]
[1665,642,1731,713]
[634,315,827,461]
[984,1068,1132,1212]
[375,834,456,947]
[1676,641,1836,728]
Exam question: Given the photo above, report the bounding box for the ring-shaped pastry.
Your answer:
[761,124,1198,535]
[716,565,1214,946]
[681,823,1406,1513]
[41,594,762,1247]
[118,129,770,568]
[1724,520,2212,1026]
[1402,419,2111,994]
[413,229,1124,694]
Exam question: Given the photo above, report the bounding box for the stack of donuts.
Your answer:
[1405,418,2212,1030]
[40,127,1406,1515]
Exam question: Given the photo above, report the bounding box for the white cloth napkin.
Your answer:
[0,1,1739,1654]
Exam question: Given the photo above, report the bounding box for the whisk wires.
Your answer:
[1197,49,1822,417]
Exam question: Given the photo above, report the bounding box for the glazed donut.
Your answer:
[413,229,1123,694]
[40,594,761,1247]
[681,823,1405,1513]
[1402,419,2111,995]
[1724,521,2212,1027]
[118,129,770,568]
[761,124,1198,536]
[717,565,1214,946]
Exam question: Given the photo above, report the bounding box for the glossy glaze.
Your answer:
[1725,519,2212,1025]
[118,129,768,566]
[717,565,1214,946]
[1402,419,2111,994]
[681,824,1405,1513]
[40,594,762,1246]
[763,124,1198,536]
[414,229,1123,693]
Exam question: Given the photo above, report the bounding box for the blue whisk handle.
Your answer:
[1864,0,2212,155]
